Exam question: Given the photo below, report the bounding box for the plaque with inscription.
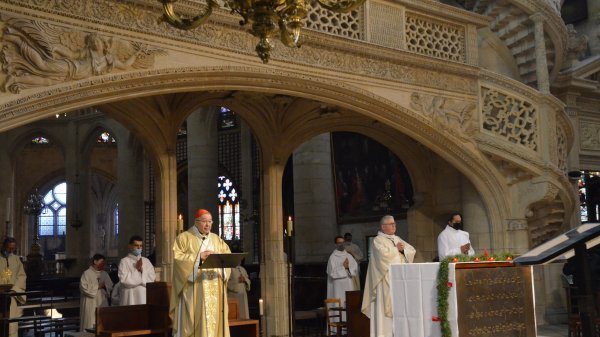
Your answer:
[455,265,535,337]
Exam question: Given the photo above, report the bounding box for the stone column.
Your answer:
[186,107,219,224]
[261,156,290,337]
[460,176,491,253]
[293,133,337,262]
[240,121,255,260]
[155,151,178,281]
[115,128,145,257]
[531,14,550,94]
[0,133,13,238]
[64,121,90,275]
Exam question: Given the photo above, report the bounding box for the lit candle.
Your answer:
[259,298,264,316]
[177,214,183,232]
[287,216,293,237]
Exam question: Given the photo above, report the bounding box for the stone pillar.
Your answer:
[531,14,550,94]
[155,151,178,281]
[460,176,490,253]
[293,133,337,262]
[261,157,290,337]
[64,121,90,275]
[116,129,145,257]
[186,107,219,224]
[0,133,13,238]
[240,121,255,260]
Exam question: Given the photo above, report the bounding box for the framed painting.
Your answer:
[331,132,413,224]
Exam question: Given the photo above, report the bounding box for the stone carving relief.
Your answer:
[565,24,588,65]
[580,121,600,151]
[556,124,567,172]
[0,17,166,93]
[409,92,476,137]
[481,87,538,151]
[405,12,465,63]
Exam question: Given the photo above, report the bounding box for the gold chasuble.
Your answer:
[0,254,26,337]
[170,229,231,337]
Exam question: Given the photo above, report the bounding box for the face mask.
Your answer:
[336,244,345,251]
[132,248,142,256]
[96,262,106,271]
[452,222,463,230]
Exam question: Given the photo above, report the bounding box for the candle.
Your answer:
[5,197,11,222]
[287,216,293,237]
[177,214,183,232]
[259,298,264,316]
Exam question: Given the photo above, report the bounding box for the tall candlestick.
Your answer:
[5,197,11,222]
[177,214,183,232]
[287,216,293,237]
[259,298,264,316]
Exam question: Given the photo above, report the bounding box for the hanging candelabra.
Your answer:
[23,190,45,253]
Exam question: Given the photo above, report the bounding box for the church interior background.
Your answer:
[0,0,599,335]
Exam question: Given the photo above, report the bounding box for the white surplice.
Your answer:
[79,267,113,331]
[362,231,416,337]
[118,254,156,305]
[0,254,26,337]
[227,266,251,319]
[437,225,475,260]
[326,249,358,306]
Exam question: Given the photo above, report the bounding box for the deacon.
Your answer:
[80,254,113,331]
[170,209,232,337]
[327,235,359,307]
[118,235,156,305]
[362,215,416,337]
[343,232,363,290]
[437,212,475,261]
[0,237,26,337]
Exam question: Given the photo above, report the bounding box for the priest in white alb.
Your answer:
[362,215,416,337]
[170,209,232,337]
[327,235,359,307]
[437,212,475,261]
[118,235,156,305]
[0,237,26,337]
[80,254,113,331]
[227,261,251,319]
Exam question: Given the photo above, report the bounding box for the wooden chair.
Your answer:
[324,298,346,337]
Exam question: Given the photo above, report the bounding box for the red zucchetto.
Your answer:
[194,209,210,219]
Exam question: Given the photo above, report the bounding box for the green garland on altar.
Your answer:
[435,253,515,337]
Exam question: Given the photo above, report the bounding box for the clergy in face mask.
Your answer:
[362,215,416,337]
[0,237,26,337]
[79,254,113,331]
[118,235,156,305]
[437,212,475,261]
[326,236,358,315]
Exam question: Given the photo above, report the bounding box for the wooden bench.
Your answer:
[95,305,170,337]
[227,299,259,337]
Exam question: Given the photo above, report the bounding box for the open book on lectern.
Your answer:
[199,252,247,269]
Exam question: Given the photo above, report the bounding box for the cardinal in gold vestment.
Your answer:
[170,209,231,337]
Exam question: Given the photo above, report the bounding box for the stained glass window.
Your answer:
[97,131,116,143]
[38,182,67,236]
[579,171,600,223]
[31,136,50,144]
[217,175,240,240]
[114,204,119,235]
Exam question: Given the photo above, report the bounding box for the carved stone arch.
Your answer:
[0,66,510,248]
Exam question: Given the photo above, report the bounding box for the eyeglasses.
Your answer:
[198,220,213,224]
[383,222,396,226]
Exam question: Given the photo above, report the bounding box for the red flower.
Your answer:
[473,257,480,262]
[447,282,453,287]
[506,256,513,261]
[488,257,495,261]
[452,258,459,263]
[432,316,440,322]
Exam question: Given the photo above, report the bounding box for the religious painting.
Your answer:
[331,132,413,224]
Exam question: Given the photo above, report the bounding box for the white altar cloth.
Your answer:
[390,263,458,337]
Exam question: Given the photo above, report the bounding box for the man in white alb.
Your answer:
[437,212,475,261]
[362,215,416,337]
[118,235,156,305]
[343,232,363,290]
[327,235,359,306]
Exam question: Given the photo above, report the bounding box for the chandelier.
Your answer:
[158,0,365,63]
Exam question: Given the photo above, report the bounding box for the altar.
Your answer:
[390,262,536,337]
